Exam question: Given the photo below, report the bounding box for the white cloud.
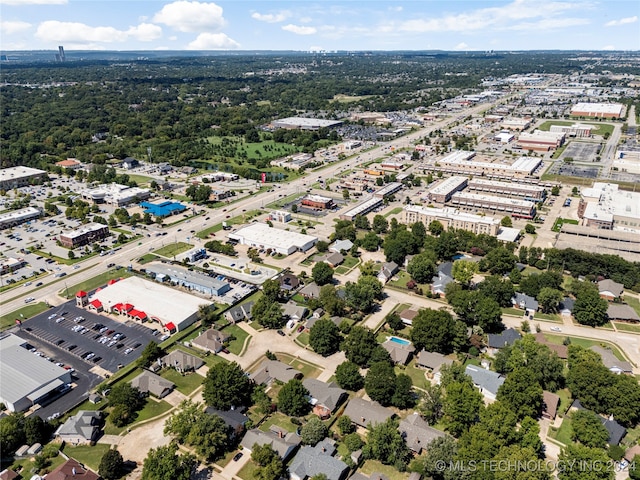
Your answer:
[187,32,240,49]
[282,24,317,35]
[605,16,638,27]
[35,20,161,45]
[388,6,403,12]
[251,11,291,23]
[454,42,470,50]
[0,0,66,4]
[601,45,616,50]
[153,1,226,33]
[1,20,31,34]
[396,0,590,33]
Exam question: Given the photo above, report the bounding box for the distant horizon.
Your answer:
[3,48,639,53]
[1,1,638,52]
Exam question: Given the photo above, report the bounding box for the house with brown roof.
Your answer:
[399,309,419,326]
[607,304,640,323]
[399,413,447,454]
[343,398,394,429]
[542,391,560,420]
[0,469,19,480]
[250,360,302,385]
[534,333,568,359]
[160,350,204,372]
[131,370,175,398]
[191,328,230,353]
[46,458,99,480]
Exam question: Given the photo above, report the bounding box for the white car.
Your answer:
[550,327,562,332]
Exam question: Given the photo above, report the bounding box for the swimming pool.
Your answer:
[389,336,411,346]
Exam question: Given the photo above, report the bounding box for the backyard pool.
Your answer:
[388,336,411,346]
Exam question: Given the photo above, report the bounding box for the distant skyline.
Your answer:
[1,0,639,52]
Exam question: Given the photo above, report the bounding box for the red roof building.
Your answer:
[76,291,88,298]
[129,309,147,321]
[166,322,177,332]
[89,299,103,309]
[46,458,99,480]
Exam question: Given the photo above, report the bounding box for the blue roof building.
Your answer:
[140,201,186,218]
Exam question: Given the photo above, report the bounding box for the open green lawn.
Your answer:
[196,222,224,239]
[221,323,251,355]
[62,444,111,471]
[137,253,159,264]
[65,269,133,295]
[342,255,360,269]
[556,388,572,418]
[538,120,615,138]
[384,207,403,218]
[276,353,322,379]
[154,241,193,258]
[1,302,50,330]
[543,333,628,361]
[533,312,563,323]
[396,359,429,391]
[160,368,204,395]
[613,322,640,333]
[552,217,579,232]
[502,307,526,317]
[237,459,261,480]
[549,415,573,446]
[259,412,301,433]
[360,460,411,480]
[624,295,640,317]
[123,173,156,185]
[296,331,310,346]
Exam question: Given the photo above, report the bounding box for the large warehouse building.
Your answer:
[570,103,624,119]
[0,166,47,190]
[516,130,566,152]
[0,333,72,412]
[425,151,543,179]
[0,207,42,230]
[270,117,343,130]
[427,176,469,203]
[229,223,318,255]
[577,182,640,231]
[90,276,209,332]
[450,191,536,219]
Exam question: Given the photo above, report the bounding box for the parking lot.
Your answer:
[547,161,600,178]
[558,141,601,163]
[17,299,161,374]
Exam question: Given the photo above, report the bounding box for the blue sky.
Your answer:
[1,0,638,52]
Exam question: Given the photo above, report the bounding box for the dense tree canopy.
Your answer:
[335,360,365,391]
[141,443,195,480]
[309,319,342,356]
[410,308,458,354]
[277,379,310,416]
[203,361,253,410]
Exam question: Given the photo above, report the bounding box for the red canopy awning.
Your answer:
[76,290,88,297]
[129,309,147,320]
[89,299,103,309]
[113,303,124,311]
[123,303,134,312]
[165,322,176,332]
[108,278,119,285]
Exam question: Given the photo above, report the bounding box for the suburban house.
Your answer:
[625,444,640,463]
[381,338,416,365]
[289,438,350,480]
[54,410,102,445]
[191,328,230,354]
[282,303,308,322]
[300,282,321,300]
[598,279,624,301]
[465,365,505,401]
[377,261,399,284]
[399,412,447,454]
[511,292,539,316]
[250,360,302,385]
[131,370,175,398]
[330,239,354,253]
[607,304,640,323]
[589,346,633,374]
[487,328,521,351]
[534,332,568,359]
[431,262,454,296]
[601,417,627,446]
[558,297,575,317]
[224,302,254,323]
[343,398,394,429]
[303,378,347,419]
[0,469,19,480]
[122,157,139,169]
[279,273,301,292]
[542,390,560,420]
[46,459,100,480]
[205,406,249,438]
[305,315,344,332]
[160,350,204,373]
[416,350,455,383]
[320,252,345,268]
[399,309,419,326]
[241,426,301,461]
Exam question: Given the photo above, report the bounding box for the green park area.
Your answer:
[552,217,579,232]
[0,302,50,331]
[154,241,193,258]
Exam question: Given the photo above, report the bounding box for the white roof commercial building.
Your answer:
[0,333,72,412]
[571,102,624,119]
[578,182,640,231]
[451,191,537,218]
[426,151,543,179]
[402,205,500,236]
[91,276,209,332]
[229,223,318,255]
[427,176,469,203]
[0,166,47,190]
[271,117,343,130]
[80,183,150,206]
[0,207,41,230]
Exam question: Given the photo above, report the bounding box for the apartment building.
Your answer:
[403,205,500,236]
[467,179,546,201]
[450,192,536,219]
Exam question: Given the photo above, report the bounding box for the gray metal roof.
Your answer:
[465,365,505,397]
[303,379,347,412]
[0,334,71,405]
[343,398,393,428]
[288,439,349,480]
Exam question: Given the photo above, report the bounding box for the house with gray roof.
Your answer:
[399,413,447,454]
[54,410,102,445]
[601,417,627,446]
[330,239,354,253]
[289,438,349,480]
[279,273,301,291]
[161,350,204,372]
[465,365,505,401]
[343,398,394,429]
[607,304,640,323]
[320,252,345,268]
[589,346,633,374]
[511,292,539,314]
[559,297,575,317]
[303,379,347,419]
[416,351,454,383]
[250,360,302,385]
[241,426,301,460]
[131,370,175,398]
[378,262,399,284]
[205,406,249,437]
[225,302,254,323]
[282,303,308,321]
[487,328,521,350]
[381,338,416,365]
[431,262,454,296]
[191,328,230,354]
[300,282,321,299]
[598,279,624,301]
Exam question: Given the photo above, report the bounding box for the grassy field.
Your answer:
[137,253,159,264]
[154,241,193,258]
[62,443,111,471]
[549,415,573,446]
[296,331,310,346]
[161,368,204,395]
[552,217,579,232]
[384,207,403,218]
[625,295,640,317]
[1,302,50,330]
[65,269,133,295]
[222,323,251,355]
[613,322,640,333]
[123,173,157,185]
[237,459,261,480]
[533,312,563,323]
[196,222,224,239]
[396,359,429,391]
[276,353,322,379]
[538,120,615,137]
[258,412,300,433]
[359,460,411,480]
